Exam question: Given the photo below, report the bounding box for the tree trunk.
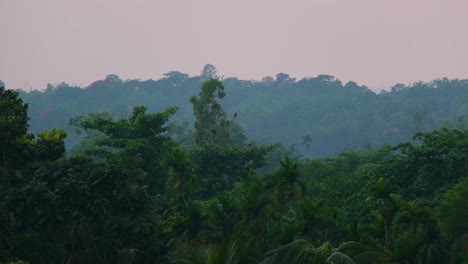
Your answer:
[384,217,390,249]
[2,141,8,187]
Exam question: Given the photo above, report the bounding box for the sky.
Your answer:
[1,0,467,91]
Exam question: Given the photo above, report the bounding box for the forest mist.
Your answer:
[11,65,468,158]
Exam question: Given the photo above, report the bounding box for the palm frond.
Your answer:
[325,252,356,264]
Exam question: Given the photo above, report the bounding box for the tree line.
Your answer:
[12,65,468,157]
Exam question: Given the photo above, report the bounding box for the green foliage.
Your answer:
[190,143,273,198]
[438,176,468,261]
[439,176,468,237]
[391,202,450,264]
[2,77,467,263]
[262,239,333,264]
[275,155,306,202]
[0,86,30,186]
[263,239,394,264]
[379,128,468,204]
[18,74,468,157]
[234,174,279,243]
[164,148,195,208]
[35,128,67,160]
[70,105,178,194]
[190,79,246,147]
[0,87,29,140]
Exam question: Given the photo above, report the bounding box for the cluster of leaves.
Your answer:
[1,82,467,263]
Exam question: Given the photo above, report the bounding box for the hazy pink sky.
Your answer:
[1,0,467,91]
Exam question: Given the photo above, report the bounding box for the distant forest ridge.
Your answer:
[8,65,468,157]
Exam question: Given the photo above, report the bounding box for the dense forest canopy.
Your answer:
[0,69,467,263]
[12,65,468,157]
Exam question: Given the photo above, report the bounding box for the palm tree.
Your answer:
[367,177,399,249]
[391,204,450,264]
[235,175,279,242]
[165,149,195,209]
[262,239,393,264]
[171,240,239,264]
[275,155,306,204]
[170,238,261,264]
[179,202,217,244]
[262,239,332,264]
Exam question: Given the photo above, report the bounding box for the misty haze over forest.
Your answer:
[10,65,468,158]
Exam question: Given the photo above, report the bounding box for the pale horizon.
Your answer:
[1,0,467,92]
